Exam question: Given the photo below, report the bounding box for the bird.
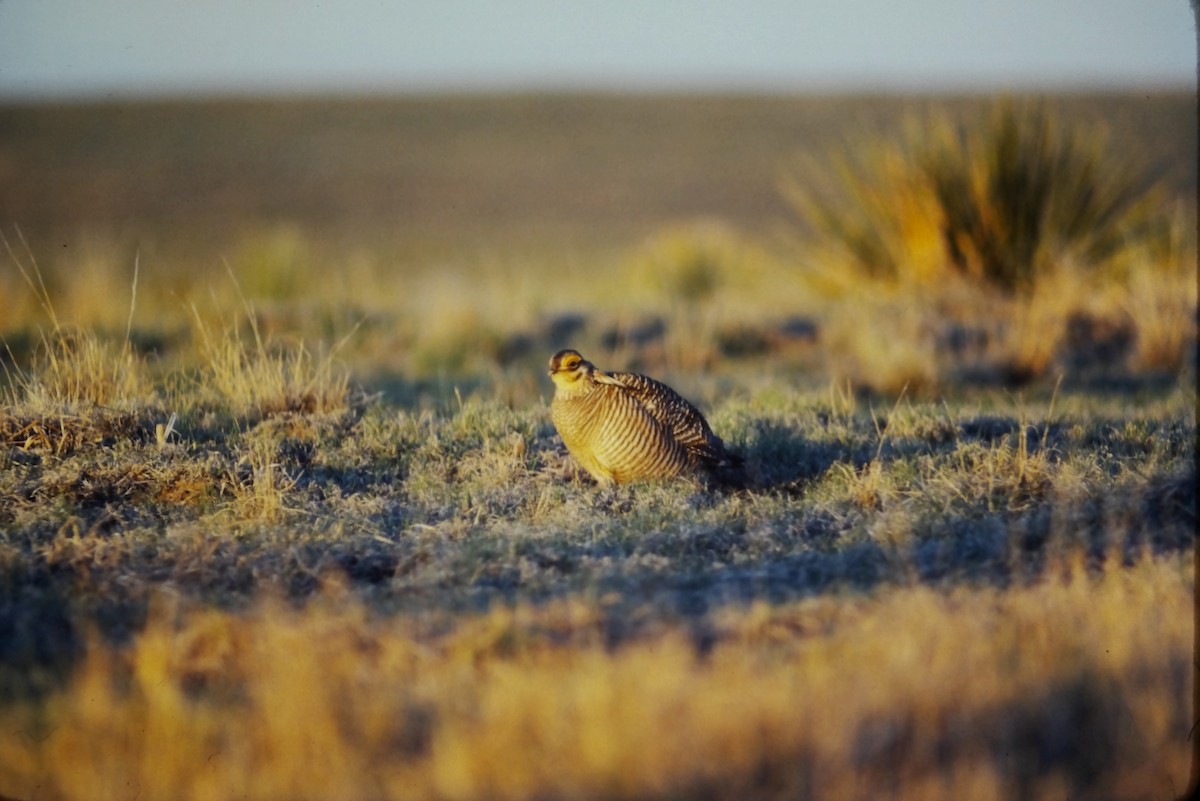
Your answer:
[547,348,742,485]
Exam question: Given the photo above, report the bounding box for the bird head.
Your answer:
[548,349,592,388]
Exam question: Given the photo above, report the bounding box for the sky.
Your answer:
[0,0,1194,99]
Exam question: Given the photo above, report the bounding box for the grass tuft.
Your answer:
[191,305,350,418]
[12,329,153,410]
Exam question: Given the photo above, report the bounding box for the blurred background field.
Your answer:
[0,91,1195,401]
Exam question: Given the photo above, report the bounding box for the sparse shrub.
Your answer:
[784,101,1192,389]
[926,102,1163,292]
[785,136,947,284]
[626,222,748,305]
[787,100,1165,293]
[820,289,941,394]
[1115,206,1197,373]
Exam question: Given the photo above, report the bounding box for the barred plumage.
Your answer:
[547,349,741,485]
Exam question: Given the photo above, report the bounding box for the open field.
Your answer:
[0,332,1193,800]
[0,92,1196,799]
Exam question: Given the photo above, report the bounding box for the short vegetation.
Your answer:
[0,93,1195,800]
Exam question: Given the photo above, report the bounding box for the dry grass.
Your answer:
[1,231,153,412]
[190,308,350,418]
[0,314,1192,797]
[0,407,155,457]
[9,331,152,410]
[0,555,1189,801]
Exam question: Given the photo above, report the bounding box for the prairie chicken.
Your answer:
[548,349,742,485]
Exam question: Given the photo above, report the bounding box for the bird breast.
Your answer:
[551,382,692,484]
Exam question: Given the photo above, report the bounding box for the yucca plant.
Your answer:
[783,131,946,284]
[787,100,1164,293]
[925,101,1161,292]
